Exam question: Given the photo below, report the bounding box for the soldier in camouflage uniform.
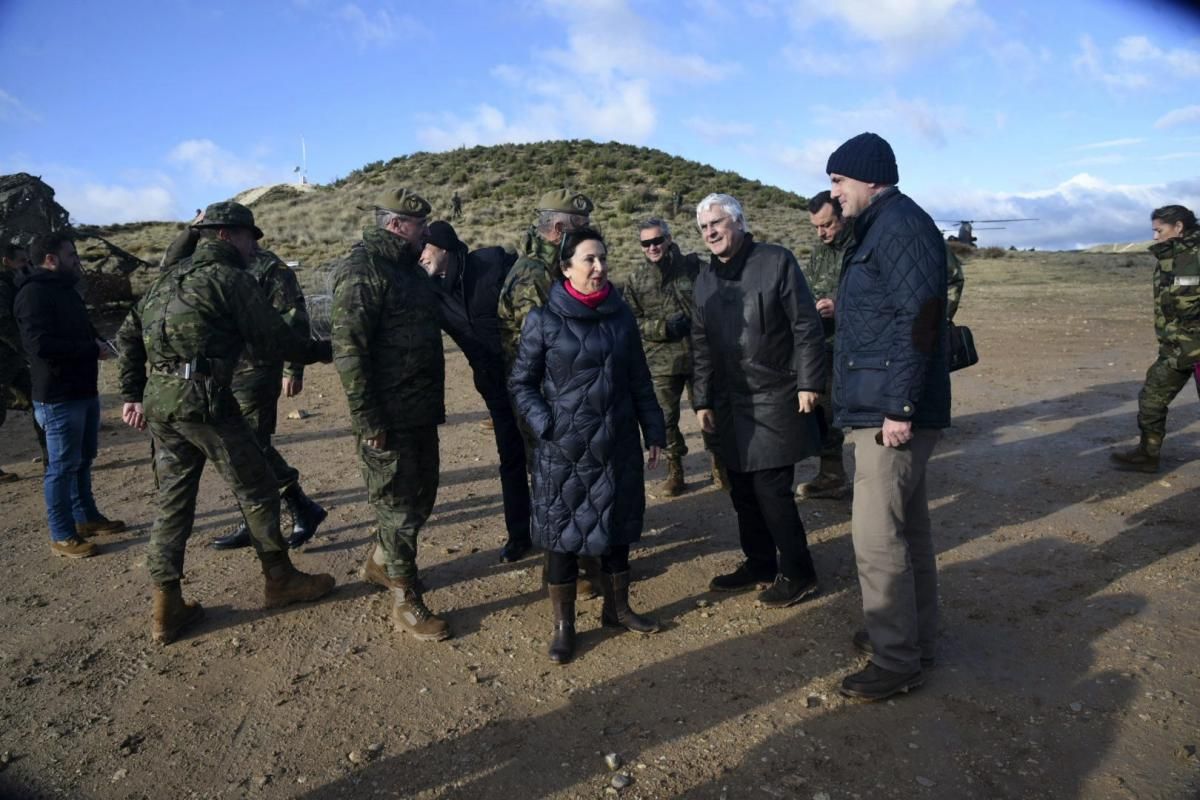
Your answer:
[1,243,46,482]
[624,217,724,495]
[495,190,604,595]
[117,202,335,645]
[1111,204,1200,473]
[798,192,965,499]
[331,188,451,642]
[159,227,328,551]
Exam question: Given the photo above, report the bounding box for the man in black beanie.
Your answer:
[418,221,533,564]
[827,132,951,701]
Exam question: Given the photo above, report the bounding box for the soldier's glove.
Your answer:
[665,314,691,342]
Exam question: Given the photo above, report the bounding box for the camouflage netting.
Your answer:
[1,172,155,309]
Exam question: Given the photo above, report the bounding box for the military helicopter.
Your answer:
[937,218,1037,246]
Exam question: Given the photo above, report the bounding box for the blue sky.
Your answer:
[1,0,1198,249]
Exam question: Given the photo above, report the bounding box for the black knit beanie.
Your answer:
[424,220,466,252]
[826,132,899,185]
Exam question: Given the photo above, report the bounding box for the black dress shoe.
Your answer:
[757,574,820,608]
[839,662,924,701]
[499,537,533,563]
[852,629,935,668]
[211,522,251,550]
[709,562,774,593]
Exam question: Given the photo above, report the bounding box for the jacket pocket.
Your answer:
[840,352,889,414]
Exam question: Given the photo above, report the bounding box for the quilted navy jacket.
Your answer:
[509,281,667,556]
[833,187,951,429]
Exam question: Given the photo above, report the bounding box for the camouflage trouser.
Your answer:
[1,366,47,464]
[146,417,288,584]
[234,383,300,492]
[816,362,845,464]
[652,373,716,459]
[1137,355,1196,440]
[357,425,439,580]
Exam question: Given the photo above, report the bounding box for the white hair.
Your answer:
[695,193,749,233]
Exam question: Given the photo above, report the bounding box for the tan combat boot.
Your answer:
[661,457,685,496]
[152,582,204,644]
[1110,434,1162,473]
[360,541,426,593]
[547,581,577,664]
[392,582,451,641]
[263,555,336,609]
[710,453,730,492]
[577,556,602,599]
[796,455,849,499]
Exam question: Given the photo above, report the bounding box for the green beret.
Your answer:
[536,189,594,216]
[192,201,263,240]
[370,187,432,218]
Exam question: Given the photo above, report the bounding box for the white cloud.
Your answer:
[811,93,968,147]
[1071,137,1143,151]
[418,0,712,149]
[685,118,757,141]
[167,139,273,188]
[0,88,40,123]
[764,137,844,188]
[336,3,423,48]
[1155,105,1200,129]
[924,173,1200,250]
[1114,35,1200,75]
[1071,33,1198,92]
[58,183,176,225]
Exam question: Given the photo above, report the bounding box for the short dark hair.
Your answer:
[558,226,606,268]
[807,191,842,218]
[3,242,27,261]
[1151,204,1197,231]
[31,232,76,266]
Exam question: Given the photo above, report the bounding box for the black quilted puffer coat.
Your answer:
[833,187,951,429]
[509,281,667,556]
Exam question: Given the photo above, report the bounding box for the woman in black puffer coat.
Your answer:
[509,227,667,664]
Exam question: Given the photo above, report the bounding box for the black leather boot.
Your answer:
[547,582,577,664]
[600,571,660,634]
[284,484,328,548]
[211,520,251,549]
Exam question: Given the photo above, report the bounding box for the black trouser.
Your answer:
[727,465,816,581]
[476,367,531,541]
[546,546,630,584]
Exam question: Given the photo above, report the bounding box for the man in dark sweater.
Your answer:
[14,233,125,558]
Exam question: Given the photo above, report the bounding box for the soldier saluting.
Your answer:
[117,202,335,645]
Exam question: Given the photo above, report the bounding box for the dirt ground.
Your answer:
[0,251,1197,800]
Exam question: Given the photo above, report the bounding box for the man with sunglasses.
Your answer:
[624,217,725,495]
[331,188,452,642]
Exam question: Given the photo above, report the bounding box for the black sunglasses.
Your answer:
[640,235,666,248]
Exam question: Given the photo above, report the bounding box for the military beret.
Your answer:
[536,189,594,216]
[370,187,432,218]
[192,201,264,240]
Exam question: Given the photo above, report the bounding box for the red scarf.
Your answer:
[564,280,611,309]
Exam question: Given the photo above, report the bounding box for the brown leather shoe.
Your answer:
[359,541,426,593]
[392,586,451,641]
[710,454,730,492]
[50,537,97,559]
[660,457,685,496]
[152,582,204,644]
[76,517,127,537]
[263,556,335,609]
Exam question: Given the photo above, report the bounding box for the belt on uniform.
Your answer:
[150,357,211,380]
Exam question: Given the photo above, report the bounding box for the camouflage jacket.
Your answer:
[0,268,24,376]
[497,228,558,368]
[117,238,329,424]
[827,228,965,321]
[805,225,853,301]
[623,244,700,376]
[331,227,445,439]
[1149,229,1200,369]
[232,249,309,391]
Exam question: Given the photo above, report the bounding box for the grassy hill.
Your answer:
[99,140,815,294]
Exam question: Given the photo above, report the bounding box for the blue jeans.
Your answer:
[33,396,101,542]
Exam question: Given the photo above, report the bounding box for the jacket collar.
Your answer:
[191,238,248,271]
[851,185,901,241]
[1149,228,1200,260]
[522,227,560,267]
[710,233,756,280]
[548,279,623,318]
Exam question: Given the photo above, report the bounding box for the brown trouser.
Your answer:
[846,427,941,673]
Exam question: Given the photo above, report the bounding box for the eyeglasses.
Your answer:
[640,236,666,248]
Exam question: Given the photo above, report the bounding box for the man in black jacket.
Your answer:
[692,193,826,608]
[15,233,125,559]
[827,132,951,701]
[419,221,533,563]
